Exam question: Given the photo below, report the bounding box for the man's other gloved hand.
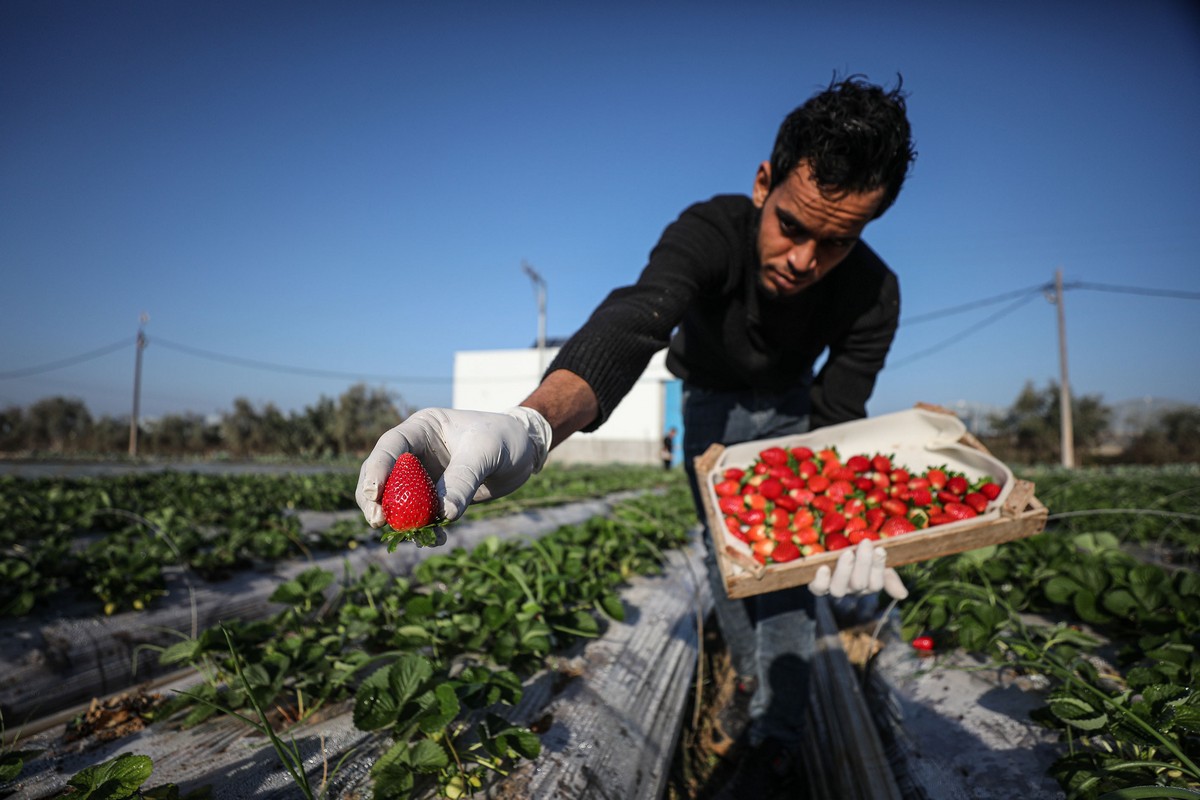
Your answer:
[809,539,908,600]
[356,407,553,528]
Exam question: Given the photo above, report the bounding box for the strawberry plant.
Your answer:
[897,464,1200,798]
[0,463,678,618]
[138,481,696,798]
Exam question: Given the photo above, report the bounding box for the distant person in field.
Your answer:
[662,426,677,470]
[357,74,916,796]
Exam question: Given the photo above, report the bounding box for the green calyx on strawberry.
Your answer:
[380,453,444,550]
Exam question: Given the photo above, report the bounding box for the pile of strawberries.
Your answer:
[713,444,1003,565]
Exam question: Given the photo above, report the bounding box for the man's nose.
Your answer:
[787,241,818,272]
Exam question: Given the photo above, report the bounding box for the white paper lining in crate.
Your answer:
[707,408,1016,560]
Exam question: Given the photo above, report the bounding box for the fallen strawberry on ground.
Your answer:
[379,452,445,549]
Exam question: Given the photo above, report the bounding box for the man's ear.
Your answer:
[752,161,771,208]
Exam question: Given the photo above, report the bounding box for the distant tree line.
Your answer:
[0,383,404,459]
[1,380,1197,465]
[978,381,1200,466]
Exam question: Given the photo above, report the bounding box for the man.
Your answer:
[662,426,677,470]
[357,74,916,793]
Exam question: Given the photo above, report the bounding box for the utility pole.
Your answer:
[1050,269,1075,468]
[522,261,547,379]
[129,313,148,458]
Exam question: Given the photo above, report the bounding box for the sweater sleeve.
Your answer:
[809,270,901,429]
[547,201,733,431]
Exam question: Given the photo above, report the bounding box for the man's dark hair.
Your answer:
[769,74,916,218]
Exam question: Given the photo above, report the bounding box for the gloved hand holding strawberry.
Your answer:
[809,539,908,600]
[356,406,553,532]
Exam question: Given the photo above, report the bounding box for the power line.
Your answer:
[1066,281,1200,301]
[0,338,131,379]
[151,337,452,384]
[900,283,1050,325]
[888,292,1040,369]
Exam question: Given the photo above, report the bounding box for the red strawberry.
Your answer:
[865,507,886,530]
[911,635,935,652]
[739,508,766,526]
[753,538,777,562]
[963,491,989,514]
[789,446,814,462]
[871,454,892,473]
[821,511,847,534]
[926,468,947,490]
[910,487,933,507]
[759,446,790,468]
[718,496,744,515]
[382,453,441,532]
[758,478,783,500]
[880,516,916,537]
[810,495,837,514]
[937,489,961,506]
[824,532,851,551]
[979,481,1002,501]
[943,502,978,521]
[771,541,802,563]
[774,494,799,512]
[946,475,969,496]
[846,454,871,473]
[714,478,741,497]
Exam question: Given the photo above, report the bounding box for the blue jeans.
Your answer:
[682,382,815,746]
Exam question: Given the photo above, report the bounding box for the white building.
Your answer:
[452,346,682,466]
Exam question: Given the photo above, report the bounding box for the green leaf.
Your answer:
[353,666,399,731]
[1072,590,1111,625]
[407,739,450,773]
[0,749,39,782]
[1043,575,1080,604]
[1172,704,1200,734]
[67,753,155,799]
[159,638,202,665]
[1175,569,1200,597]
[1100,588,1139,618]
[417,683,460,734]
[1071,531,1120,552]
[389,653,435,705]
[370,741,416,799]
[508,728,542,759]
[1048,695,1108,731]
[598,592,625,622]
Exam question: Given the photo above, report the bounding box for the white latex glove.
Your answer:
[356,406,553,528]
[810,539,908,600]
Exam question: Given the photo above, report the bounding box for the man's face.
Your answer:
[753,161,886,298]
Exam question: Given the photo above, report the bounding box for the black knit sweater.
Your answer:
[548,194,900,432]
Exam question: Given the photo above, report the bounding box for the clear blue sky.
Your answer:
[3,1,1199,422]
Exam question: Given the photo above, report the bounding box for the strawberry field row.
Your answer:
[897,464,1200,799]
[6,479,699,799]
[0,464,675,618]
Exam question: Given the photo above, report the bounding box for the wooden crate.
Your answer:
[696,405,1049,600]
